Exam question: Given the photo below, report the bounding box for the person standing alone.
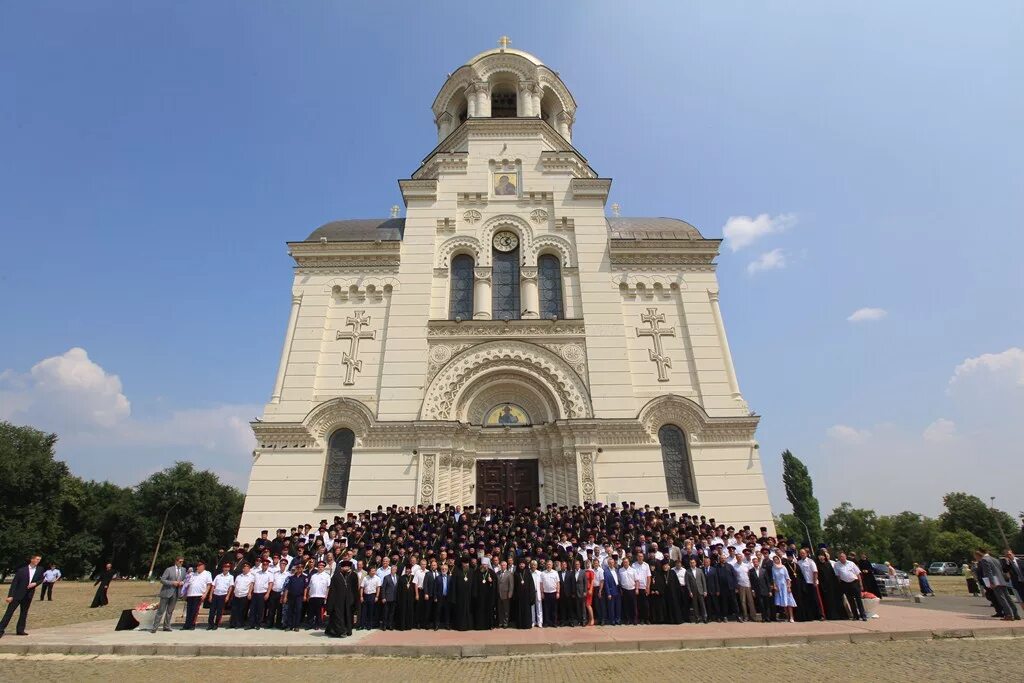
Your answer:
[150,556,185,633]
[40,564,61,602]
[0,554,43,638]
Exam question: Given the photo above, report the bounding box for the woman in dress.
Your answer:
[90,562,115,608]
[771,556,797,623]
[584,559,596,626]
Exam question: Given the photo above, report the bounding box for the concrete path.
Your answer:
[1,603,1020,658]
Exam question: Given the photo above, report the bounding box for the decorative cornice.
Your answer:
[398,179,438,204]
[426,318,585,339]
[287,240,401,269]
[251,422,318,450]
[569,178,612,201]
[539,151,596,178]
[412,152,468,180]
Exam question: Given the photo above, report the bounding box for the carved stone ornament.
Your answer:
[463,209,482,224]
[336,311,376,386]
[636,307,675,382]
[530,208,549,223]
[420,453,436,503]
[579,451,596,499]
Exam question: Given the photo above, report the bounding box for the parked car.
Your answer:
[871,563,909,596]
[929,561,961,576]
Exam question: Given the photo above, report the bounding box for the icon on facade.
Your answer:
[493,171,518,197]
[483,403,530,426]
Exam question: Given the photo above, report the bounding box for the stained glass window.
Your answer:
[492,246,520,320]
[659,424,697,504]
[538,254,564,319]
[320,428,355,508]
[449,254,474,320]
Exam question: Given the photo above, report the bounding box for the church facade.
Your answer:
[237,42,773,539]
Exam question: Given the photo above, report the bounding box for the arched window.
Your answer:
[538,254,563,319]
[321,428,355,508]
[492,244,520,320]
[491,83,517,117]
[449,254,475,320]
[659,424,697,504]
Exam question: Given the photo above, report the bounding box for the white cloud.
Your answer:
[949,347,1024,389]
[722,213,797,251]
[0,348,258,486]
[922,418,956,442]
[826,424,870,443]
[847,307,888,323]
[746,248,787,275]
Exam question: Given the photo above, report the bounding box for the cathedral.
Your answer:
[237,40,773,538]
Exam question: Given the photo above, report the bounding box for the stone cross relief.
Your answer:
[336,310,376,385]
[636,307,675,382]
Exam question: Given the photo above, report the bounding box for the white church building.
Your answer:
[237,41,773,538]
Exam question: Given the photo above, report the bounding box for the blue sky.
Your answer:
[1,2,1021,517]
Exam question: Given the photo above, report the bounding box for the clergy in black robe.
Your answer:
[858,554,882,598]
[472,564,495,630]
[324,564,357,637]
[513,561,535,629]
[396,568,416,631]
[451,559,474,631]
[90,564,115,608]
[649,562,669,624]
[816,552,846,620]
[665,563,685,624]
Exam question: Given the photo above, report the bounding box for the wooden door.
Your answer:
[476,459,539,508]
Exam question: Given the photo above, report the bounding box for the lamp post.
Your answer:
[797,518,816,551]
[990,497,1011,550]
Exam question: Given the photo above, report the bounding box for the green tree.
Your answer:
[823,502,889,557]
[773,513,806,545]
[930,529,985,565]
[939,492,1017,551]
[877,511,938,570]
[0,422,67,579]
[134,462,244,577]
[781,450,822,548]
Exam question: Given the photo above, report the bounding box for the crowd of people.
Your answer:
[145,502,893,636]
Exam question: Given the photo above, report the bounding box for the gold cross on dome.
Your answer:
[498,36,511,49]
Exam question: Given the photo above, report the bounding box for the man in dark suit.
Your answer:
[0,554,43,637]
[1004,550,1024,605]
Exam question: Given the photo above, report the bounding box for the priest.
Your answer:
[324,562,358,638]
[513,559,536,629]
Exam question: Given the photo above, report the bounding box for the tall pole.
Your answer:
[991,497,1011,550]
[798,518,815,551]
[147,502,178,580]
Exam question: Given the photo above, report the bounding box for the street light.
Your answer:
[990,496,1011,550]
[797,518,816,551]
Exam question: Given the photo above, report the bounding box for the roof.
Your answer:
[305,218,405,242]
[607,217,704,240]
[465,47,544,67]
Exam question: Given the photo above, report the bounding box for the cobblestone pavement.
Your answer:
[2,638,1023,682]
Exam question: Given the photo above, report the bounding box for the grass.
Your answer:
[17,580,163,630]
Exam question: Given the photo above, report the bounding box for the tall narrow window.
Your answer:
[321,428,355,508]
[538,254,564,319]
[659,424,697,504]
[449,254,475,320]
[492,245,520,320]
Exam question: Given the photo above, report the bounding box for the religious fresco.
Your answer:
[483,403,530,426]
[492,171,518,196]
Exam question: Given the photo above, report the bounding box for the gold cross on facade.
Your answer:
[636,307,676,382]
[337,311,376,385]
[498,36,511,49]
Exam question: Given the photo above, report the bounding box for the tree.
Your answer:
[877,511,938,570]
[0,422,67,579]
[930,529,985,565]
[781,450,822,548]
[134,462,244,577]
[773,513,805,545]
[823,502,889,558]
[939,492,1018,552]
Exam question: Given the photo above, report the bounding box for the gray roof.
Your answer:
[303,216,703,242]
[305,218,405,242]
[607,217,703,240]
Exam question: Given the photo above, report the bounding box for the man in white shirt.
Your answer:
[539,560,560,627]
[306,561,331,629]
[40,565,61,602]
[632,553,652,624]
[359,566,381,630]
[731,555,755,622]
[376,557,391,580]
[207,563,234,630]
[834,552,867,621]
[266,558,289,628]
[618,557,638,625]
[530,560,544,627]
[796,549,824,620]
[246,559,273,629]
[228,563,255,629]
[183,561,212,630]
[591,558,604,624]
